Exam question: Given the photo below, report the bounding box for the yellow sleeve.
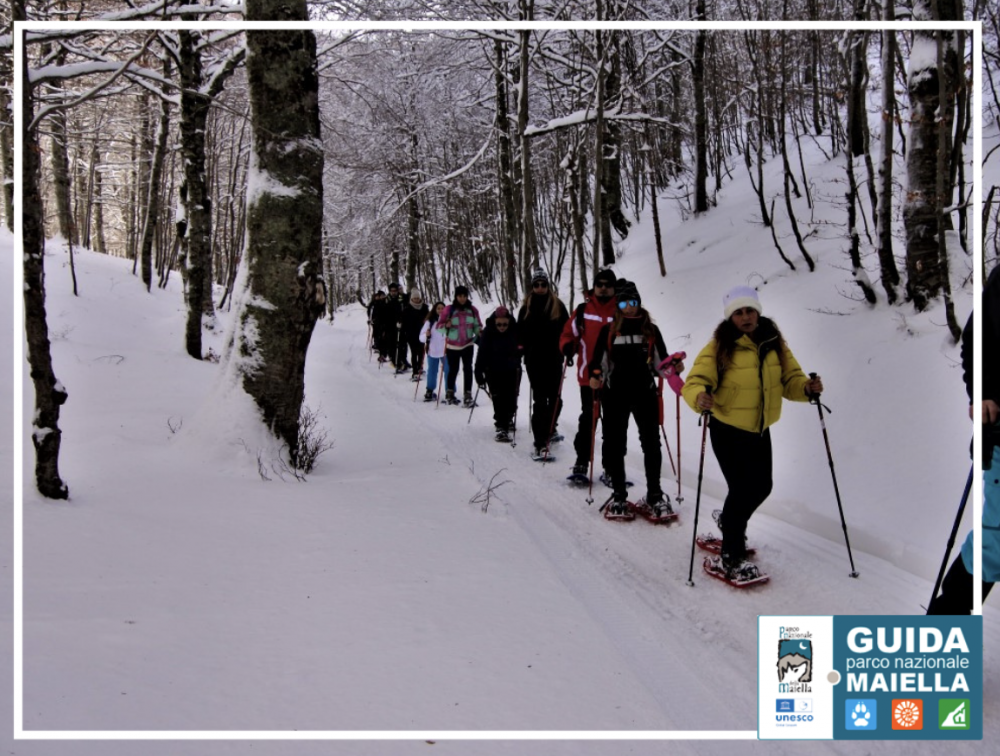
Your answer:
[681,340,719,414]
[780,345,811,402]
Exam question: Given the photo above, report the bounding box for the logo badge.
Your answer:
[776,699,794,712]
[845,699,876,730]
[938,699,970,730]
[777,639,813,683]
[892,699,923,730]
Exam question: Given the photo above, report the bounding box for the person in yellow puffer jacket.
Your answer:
[682,286,823,580]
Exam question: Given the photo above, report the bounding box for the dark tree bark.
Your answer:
[0,65,14,230]
[138,56,171,292]
[517,11,539,275]
[237,0,326,458]
[693,0,709,213]
[494,37,519,304]
[22,42,69,500]
[903,0,961,310]
[877,8,900,304]
[178,30,212,357]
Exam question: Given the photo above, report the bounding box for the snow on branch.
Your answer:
[381,134,493,219]
[524,107,688,139]
[29,33,158,133]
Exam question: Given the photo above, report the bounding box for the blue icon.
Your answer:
[776,699,794,712]
[846,699,877,730]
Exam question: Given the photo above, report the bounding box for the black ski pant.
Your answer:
[446,346,474,394]
[486,368,518,430]
[572,385,601,468]
[392,326,409,368]
[709,420,773,564]
[600,385,661,499]
[927,555,995,615]
[527,360,563,451]
[407,338,425,375]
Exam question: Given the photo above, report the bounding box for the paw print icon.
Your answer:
[846,699,878,730]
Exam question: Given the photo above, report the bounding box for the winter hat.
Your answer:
[593,269,617,288]
[454,285,470,297]
[530,267,550,286]
[388,282,400,292]
[409,289,423,304]
[493,306,511,319]
[723,285,762,319]
[615,279,641,305]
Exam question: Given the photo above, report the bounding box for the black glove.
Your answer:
[562,342,576,359]
[565,355,574,367]
[475,371,487,387]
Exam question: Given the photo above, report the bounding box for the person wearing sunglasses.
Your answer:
[560,269,620,481]
[588,280,680,521]
[681,286,822,584]
[474,306,522,442]
[517,267,570,461]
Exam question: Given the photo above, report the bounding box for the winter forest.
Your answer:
[5,0,1000,750]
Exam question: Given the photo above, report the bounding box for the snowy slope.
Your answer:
[5,129,1000,755]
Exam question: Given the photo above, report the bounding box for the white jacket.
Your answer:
[420,320,446,359]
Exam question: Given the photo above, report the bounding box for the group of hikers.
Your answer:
[366,268,824,585]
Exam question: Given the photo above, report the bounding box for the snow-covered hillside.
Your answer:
[6,84,1000,756]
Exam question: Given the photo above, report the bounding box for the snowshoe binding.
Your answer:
[566,463,589,486]
[702,555,769,588]
[462,391,476,408]
[549,431,564,444]
[631,493,678,524]
[603,493,636,522]
[495,427,511,443]
[530,447,555,463]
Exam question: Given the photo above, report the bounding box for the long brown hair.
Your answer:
[712,315,788,376]
[610,305,657,344]
[520,287,565,322]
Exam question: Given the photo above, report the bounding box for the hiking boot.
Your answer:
[637,492,673,519]
[463,391,475,408]
[445,390,460,406]
[609,492,629,517]
[423,389,435,402]
[571,463,588,477]
[495,427,511,443]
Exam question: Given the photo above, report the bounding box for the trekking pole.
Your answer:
[809,372,860,578]
[367,322,373,361]
[394,324,403,378]
[511,367,523,447]
[435,359,444,409]
[586,392,601,505]
[657,379,678,476]
[676,394,684,504]
[467,385,484,424]
[928,465,974,609]
[687,389,712,587]
[413,367,421,402]
[543,359,569,461]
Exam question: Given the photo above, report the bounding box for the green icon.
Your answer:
[938,699,971,730]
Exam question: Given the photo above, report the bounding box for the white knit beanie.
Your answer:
[723,286,762,319]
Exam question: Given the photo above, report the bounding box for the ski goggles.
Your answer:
[618,299,639,310]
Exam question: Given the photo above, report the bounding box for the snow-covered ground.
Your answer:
[5,127,999,753]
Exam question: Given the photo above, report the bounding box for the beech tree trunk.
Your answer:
[877,8,900,304]
[236,0,327,458]
[22,43,69,499]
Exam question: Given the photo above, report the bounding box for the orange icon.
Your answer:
[891,699,923,730]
